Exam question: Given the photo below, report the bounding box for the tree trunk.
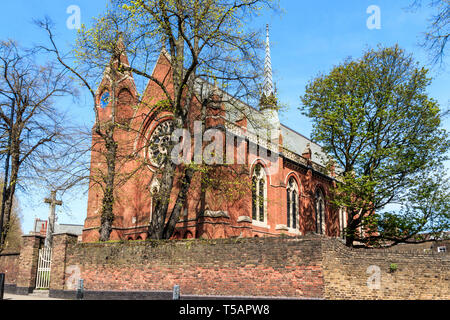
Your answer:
[1,133,20,249]
[99,124,117,242]
[345,213,358,247]
[148,155,179,239]
[162,167,195,239]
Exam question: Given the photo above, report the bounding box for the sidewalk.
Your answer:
[2,293,63,300]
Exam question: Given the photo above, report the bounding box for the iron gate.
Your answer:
[35,247,52,289]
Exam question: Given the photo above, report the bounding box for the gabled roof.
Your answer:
[144,49,331,169]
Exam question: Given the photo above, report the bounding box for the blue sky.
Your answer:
[0,0,448,234]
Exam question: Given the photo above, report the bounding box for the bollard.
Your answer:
[0,273,4,300]
[173,284,180,300]
[76,279,84,300]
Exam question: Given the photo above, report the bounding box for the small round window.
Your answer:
[100,91,110,109]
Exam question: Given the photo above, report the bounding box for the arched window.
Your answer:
[252,164,266,223]
[339,207,347,239]
[287,178,299,229]
[149,178,161,222]
[315,189,326,235]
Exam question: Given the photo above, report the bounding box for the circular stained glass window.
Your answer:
[148,120,174,167]
[100,91,110,109]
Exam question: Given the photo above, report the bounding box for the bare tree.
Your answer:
[37,14,153,241]
[0,40,74,251]
[1,190,22,252]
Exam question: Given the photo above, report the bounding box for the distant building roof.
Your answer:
[31,218,83,237]
[54,224,83,236]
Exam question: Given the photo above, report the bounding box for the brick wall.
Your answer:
[57,235,325,299]
[16,235,44,294]
[322,239,450,300]
[45,234,450,299]
[0,252,20,285]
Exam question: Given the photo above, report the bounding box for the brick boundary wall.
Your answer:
[16,235,44,295]
[322,239,450,300]
[8,233,449,300]
[0,252,20,293]
[51,234,325,299]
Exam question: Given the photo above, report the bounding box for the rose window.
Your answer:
[147,120,174,167]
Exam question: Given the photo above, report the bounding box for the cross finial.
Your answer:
[44,190,62,248]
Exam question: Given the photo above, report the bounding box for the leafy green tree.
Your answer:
[376,167,450,245]
[300,45,449,247]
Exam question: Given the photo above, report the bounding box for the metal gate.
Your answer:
[35,247,52,289]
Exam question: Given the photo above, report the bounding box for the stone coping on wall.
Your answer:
[52,233,80,238]
[70,234,450,257]
[71,234,324,249]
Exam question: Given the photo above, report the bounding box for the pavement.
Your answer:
[2,292,63,300]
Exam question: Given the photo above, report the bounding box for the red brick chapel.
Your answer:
[82,27,347,242]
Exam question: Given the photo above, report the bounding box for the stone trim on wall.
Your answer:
[237,216,252,223]
[200,211,231,219]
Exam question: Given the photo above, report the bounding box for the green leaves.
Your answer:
[301,45,450,247]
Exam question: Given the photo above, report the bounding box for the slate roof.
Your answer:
[280,124,328,166]
[54,224,83,236]
[167,50,332,170]
[197,78,331,168]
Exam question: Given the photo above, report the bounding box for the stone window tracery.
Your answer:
[287,177,299,229]
[252,164,266,223]
[339,207,347,239]
[315,189,326,235]
[147,120,174,167]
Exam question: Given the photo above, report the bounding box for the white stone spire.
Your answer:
[263,24,274,97]
[260,24,280,143]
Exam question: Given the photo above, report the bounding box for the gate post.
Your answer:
[49,233,78,294]
[16,235,44,295]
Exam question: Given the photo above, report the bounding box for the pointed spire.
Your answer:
[263,24,273,97]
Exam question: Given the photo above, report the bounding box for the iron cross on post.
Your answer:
[44,191,62,248]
